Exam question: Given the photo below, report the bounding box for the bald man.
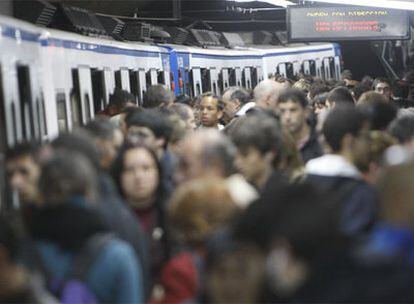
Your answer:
[254,79,287,114]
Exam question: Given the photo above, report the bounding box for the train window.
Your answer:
[10,103,17,142]
[115,70,122,89]
[329,57,336,80]
[84,94,91,122]
[229,69,236,86]
[91,70,104,113]
[0,66,6,149]
[55,93,68,132]
[310,60,316,76]
[40,93,47,137]
[129,71,139,105]
[286,63,294,79]
[201,68,211,92]
[17,65,34,140]
[70,90,81,128]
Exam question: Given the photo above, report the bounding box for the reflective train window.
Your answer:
[70,90,81,128]
[17,65,34,140]
[91,69,104,113]
[55,92,68,132]
[84,94,92,122]
[0,65,6,150]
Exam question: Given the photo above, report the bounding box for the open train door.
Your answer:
[210,68,220,95]
[158,70,171,89]
[72,66,94,125]
[334,56,341,80]
[220,69,230,92]
[190,68,202,97]
[243,67,252,90]
[315,59,323,79]
[235,67,242,87]
[293,61,301,77]
[146,69,158,87]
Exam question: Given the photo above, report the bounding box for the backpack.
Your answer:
[36,233,114,304]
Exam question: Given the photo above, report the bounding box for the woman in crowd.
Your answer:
[112,143,171,283]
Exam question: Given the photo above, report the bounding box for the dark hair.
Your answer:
[84,117,116,140]
[51,131,101,170]
[309,84,330,100]
[358,101,398,131]
[224,87,252,106]
[200,92,225,111]
[372,77,390,90]
[108,88,135,109]
[233,184,346,260]
[392,80,410,99]
[143,84,173,108]
[323,105,366,152]
[388,114,414,144]
[230,112,283,157]
[351,84,371,102]
[341,69,353,80]
[175,94,192,106]
[327,86,354,106]
[278,88,308,108]
[169,103,191,121]
[39,151,97,205]
[5,141,41,162]
[111,142,163,200]
[126,108,172,144]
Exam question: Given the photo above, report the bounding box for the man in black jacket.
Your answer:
[278,89,323,163]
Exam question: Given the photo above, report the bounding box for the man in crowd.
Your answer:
[278,89,323,163]
[143,84,174,108]
[198,93,224,129]
[221,87,253,124]
[253,79,286,115]
[305,105,379,237]
[373,77,392,101]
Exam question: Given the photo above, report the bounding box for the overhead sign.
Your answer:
[287,5,410,42]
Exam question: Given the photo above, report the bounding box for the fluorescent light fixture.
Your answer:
[302,0,414,11]
[231,0,296,8]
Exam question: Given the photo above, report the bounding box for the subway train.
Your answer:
[0,13,341,208]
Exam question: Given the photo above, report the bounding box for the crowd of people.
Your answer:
[3,70,414,303]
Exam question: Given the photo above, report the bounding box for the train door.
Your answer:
[315,59,322,79]
[293,61,301,77]
[146,69,158,87]
[201,68,211,92]
[115,68,130,91]
[323,58,331,80]
[243,67,252,90]
[103,68,115,107]
[91,69,105,113]
[158,71,171,89]
[252,66,264,88]
[220,69,230,93]
[235,67,242,87]
[55,90,69,133]
[72,66,94,125]
[303,60,311,75]
[190,68,202,97]
[334,56,341,80]
[138,69,147,105]
[0,63,9,211]
[277,63,287,77]
[16,65,36,141]
[210,68,219,95]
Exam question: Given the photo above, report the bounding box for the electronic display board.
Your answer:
[287,5,410,42]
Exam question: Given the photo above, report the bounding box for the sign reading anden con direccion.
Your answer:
[287,5,410,42]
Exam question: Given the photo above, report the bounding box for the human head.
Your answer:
[357,91,389,106]
[175,94,193,107]
[169,177,237,247]
[323,105,368,155]
[358,99,397,131]
[169,103,197,131]
[143,84,174,108]
[112,143,161,209]
[5,142,41,206]
[277,89,309,137]
[388,114,414,146]
[106,88,136,116]
[230,113,283,188]
[221,87,251,124]
[254,79,286,113]
[39,151,97,206]
[175,129,237,184]
[84,117,124,170]
[392,80,410,100]
[199,93,224,128]
[326,86,355,108]
[292,79,311,94]
[373,77,392,100]
[126,109,172,157]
